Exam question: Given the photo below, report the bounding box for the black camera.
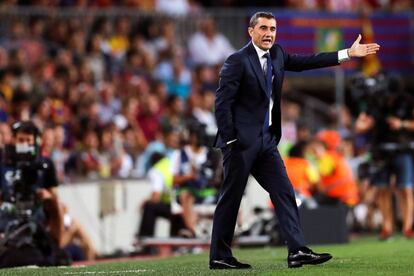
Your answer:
[350,72,390,102]
[2,144,49,216]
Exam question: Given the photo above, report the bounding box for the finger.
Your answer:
[366,50,379,55]
[365,43,380,49]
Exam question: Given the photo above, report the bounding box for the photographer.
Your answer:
[354,73,414,240]
[0,121,65,267]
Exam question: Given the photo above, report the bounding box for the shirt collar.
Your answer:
[252,42,269,59]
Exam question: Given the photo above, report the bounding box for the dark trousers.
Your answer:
[137,202,185,238]
[210,132,305,259]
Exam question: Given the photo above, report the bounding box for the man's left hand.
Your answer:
[348,34,380,57]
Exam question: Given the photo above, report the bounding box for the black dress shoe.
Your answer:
[209,257,251,269]
[288,247,332,268]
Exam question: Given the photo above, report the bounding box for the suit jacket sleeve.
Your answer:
[215,53,243,143]
[281,46,339,72]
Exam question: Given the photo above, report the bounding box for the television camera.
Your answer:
[0,121,68,267]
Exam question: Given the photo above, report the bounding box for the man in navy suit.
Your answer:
[209,12,380,269]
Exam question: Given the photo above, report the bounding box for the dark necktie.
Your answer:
[263,53,272,133]
[263,53,272,99]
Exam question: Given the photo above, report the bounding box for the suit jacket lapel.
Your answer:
[247,43,268,97]
[270,47,281,100]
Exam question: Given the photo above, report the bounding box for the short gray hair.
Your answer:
[249,12,276,28]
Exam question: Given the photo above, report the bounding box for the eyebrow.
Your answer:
[259,25,276,29]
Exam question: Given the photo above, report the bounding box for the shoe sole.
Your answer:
[288,255,333,268]
[209,266,251,270]
[209,261,251,270]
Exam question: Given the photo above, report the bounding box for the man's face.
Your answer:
[15,132,35,146]
[248,17,277,51]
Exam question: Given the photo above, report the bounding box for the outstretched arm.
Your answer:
[284,35,380,71]
[347,34,380,58]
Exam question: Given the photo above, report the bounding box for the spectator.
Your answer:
[0,92,8,122]
[192,89,217,140]
[85,33,108,84]
[129,33,156,70]
[79,130,101,179]
[390,0,413,11]
[0,69,13,102]
[108,17,131,61]
[155,0,190,15]
[40,124,56,158]
[324,0,358,12]
[109,124,134,178]
[153,19,182,58]
[171,124,212,237]
[123,125,148,170]
[97,82,121,125]
[61,203,99,261]
[159,94,187,134]
[279,100,301,157]
[135,128,180,177]
[310,131,359,206]
[23,17,47,67]
[51,124,70,183]
[193,64,219,93]
[188,17,234,66]
[135,152,186,248]
[137,94,161,142]
[0,122,12,148]
[11,88,31,121]
[155,51,192,99]
[68,29,87,61]
[284,141,320,199]
[77,99,101,137]
[32,97,53,132]
[285,0,322,10]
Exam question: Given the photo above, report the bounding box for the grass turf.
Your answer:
[1,235,414,275]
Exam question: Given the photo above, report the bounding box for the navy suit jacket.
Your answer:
[214,42,339,149]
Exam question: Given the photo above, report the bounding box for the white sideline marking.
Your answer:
[63,269,152,274]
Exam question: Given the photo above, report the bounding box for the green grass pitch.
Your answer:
[1,236,414,275]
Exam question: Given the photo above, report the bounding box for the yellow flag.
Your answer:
[361,16,381,77]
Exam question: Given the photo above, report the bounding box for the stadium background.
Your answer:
[0,0,413,259]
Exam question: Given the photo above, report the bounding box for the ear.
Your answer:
[248,27,253,38]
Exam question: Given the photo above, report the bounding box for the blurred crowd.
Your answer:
[0,14,233,182]
[278,76,414,240]
[0,0,412,13]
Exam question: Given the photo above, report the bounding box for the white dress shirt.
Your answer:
[252,43,274,128]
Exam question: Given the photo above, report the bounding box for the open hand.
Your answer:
[348,34,380,57]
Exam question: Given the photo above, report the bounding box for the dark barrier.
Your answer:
[299,204,349,245]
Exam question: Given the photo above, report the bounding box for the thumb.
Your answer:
[355,34,362,44]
